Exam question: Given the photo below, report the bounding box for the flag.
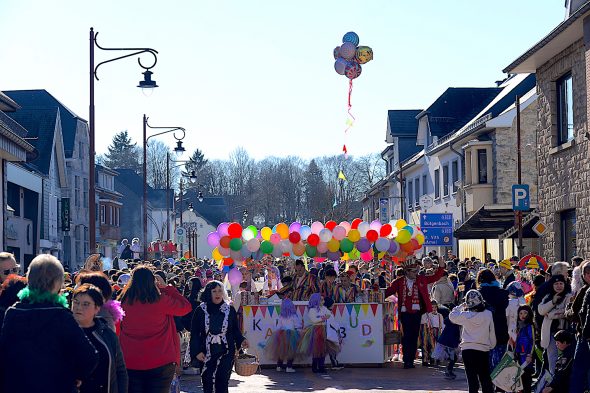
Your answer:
[338,170,347,181]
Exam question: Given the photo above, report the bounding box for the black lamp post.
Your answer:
[89,27,158,254]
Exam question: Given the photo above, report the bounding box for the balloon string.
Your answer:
[345,79,355,134]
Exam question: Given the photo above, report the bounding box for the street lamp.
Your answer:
[198,191,204,203]
[165,153,191,240]
[89,27,158,253]
[188,202,194,212]
[242,209,249,225]
[143,116,186,258]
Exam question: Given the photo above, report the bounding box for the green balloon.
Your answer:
[305,245,317,257]
[230,238,243,251]
[340,238,354,253]
[348,247,360,260]
[260,240,274,254]
[247,225,258,238]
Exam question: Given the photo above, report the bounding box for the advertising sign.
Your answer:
[61,198,70,232]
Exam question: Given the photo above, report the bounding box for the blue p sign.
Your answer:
[512,184,530,211]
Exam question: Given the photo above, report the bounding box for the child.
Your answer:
[419,299,444,366]
[324,297,343,370]
[265,298,301,373]
[433,305,461,380]
[514,305,535,393]
[541,330,575,393]
[298,293,330,373]
[506,281,526,347]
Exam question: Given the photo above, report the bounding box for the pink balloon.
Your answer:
[332,226,346,241]
[317,242,329,253]
[361,251,373,262]
[217,222,230,237]
[207,232,220,248]
[228,268,243,286]
[270,233,281,245]
[311,221,324,234]
[339,221,351,233]
[370,220,382,231]
[246,238,260,252]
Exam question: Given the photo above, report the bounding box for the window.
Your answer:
[115,207,120,227]
[100,205,106,224]
[109,206,114,225]
[556,73,574,145]
[443,165,449,197]
[422,175,427,196]
[407,180,413,209]
[477,149,488,184]
[83,178,88,208]
[434,169,440,199]
[74,176,80,207]
[560,209,576,261]
[84,226,89,257]
[79,141,84,159]
[414,179,420,207]
[452,161,459,193]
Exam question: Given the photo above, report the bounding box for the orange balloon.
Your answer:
[401,242,414,253]
[276,223,289,239]
[219,236,231,249]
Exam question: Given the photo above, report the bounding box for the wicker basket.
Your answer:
[384,330,402,345]
[234,353,259,376]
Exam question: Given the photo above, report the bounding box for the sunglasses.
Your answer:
[2,267,19,276]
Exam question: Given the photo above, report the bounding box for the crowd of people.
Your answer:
[1,247,590,393]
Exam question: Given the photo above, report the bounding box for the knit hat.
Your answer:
[499,259,512,270]
[506,281,524,297]
[465,289,484,309]
[552,274,566,284]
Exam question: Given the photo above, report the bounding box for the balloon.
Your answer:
[339,42,357,60]
[388,240,400,255]
[361,251,373,262]
[317,242,329,254]
[217,222,229,237]
[339,221,351,233]
[327,238,340,253]
[242,228,255,241]
[334,46,341,59]
[401,241,414,253]
[334,58,348,75]
[311,221,324,234]
[325,221,337,231]
[272,246,283,258]
[279,239,292,254]
[369,220,382,231]
[348,248,360,260]
[307,233,320,247]
[270,233,281,245]
[228,268,243,286]
[356,238,371,253]
[212,247,223,261]
[345,62,362,80]
[300,225,312,240]
[358,222,370,237]
[319,228,333,243]
[207,232,220,248]
[260,240,273,254]
[380,224,392,237]
[224,258,234,266]
[342,31,360,46]
[305,245,317,257]
[289,232,301,244]
[289,222,302,234]
[293,242,305,256]
[348,229,361,243]
[333,225,346,240]
[246,238,260,252]
[366,229,379,243]
[219,236,231,249]
[375,237,390,252]
[416,233,425,245]
[240,246,251,258]
[228,222,242,238]
[355,46,373,64]
[351,218,363,229]
[410,238,420,251]
[396,229,411,244]
[402,225,414,236]
[229,238,242,251]
[327,251,341,261]
[261,227,272,241]
[340,238,354,253]
[219,246,230,257]
[276,223,289,239]
[395,219,408,230]
[230,250,242,261]
[222,266,230,273]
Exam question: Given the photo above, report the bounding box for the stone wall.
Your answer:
[537,39,589,262]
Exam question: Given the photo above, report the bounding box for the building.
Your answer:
[503,0,590,261]
[147,188,173,242]
[96,165,123,259]
[4,90,90,267]
[114,168,151,245]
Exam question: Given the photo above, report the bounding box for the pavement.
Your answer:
[179,362,469,393]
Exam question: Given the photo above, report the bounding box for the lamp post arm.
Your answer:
[93,32,158,80]
[145,122,186,143]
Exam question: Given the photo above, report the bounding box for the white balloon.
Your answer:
[319,228,333,243]
[358,222,370,237]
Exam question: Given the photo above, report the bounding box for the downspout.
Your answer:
[449,142,465,257]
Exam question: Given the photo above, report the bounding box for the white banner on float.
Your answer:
[242,302,384,365]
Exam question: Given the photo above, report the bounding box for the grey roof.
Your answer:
[387,110,422,137]
[148,189,174,209]
[179,189,229,227]
[113,168,145,198]
[4,90,86,158]
[0,110,28,138]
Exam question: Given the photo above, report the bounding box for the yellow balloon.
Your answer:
[378,251,386,259]
[328,239,340,253]
[261,227,272,241]
[212,247,223,261]
[416,233,425,245]
[396,229,411,244]
[395,219,408,230]
[342,253,350,261]
[276,223,289,239]
[348,229,361,243]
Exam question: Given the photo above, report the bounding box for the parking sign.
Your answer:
[512,184,530,211]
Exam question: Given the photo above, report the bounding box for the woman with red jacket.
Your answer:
[118,265,191,393]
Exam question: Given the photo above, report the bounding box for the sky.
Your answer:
[1,1,565,161]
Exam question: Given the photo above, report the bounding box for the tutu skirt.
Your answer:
[297,324,327,358]
[265,328,300,361]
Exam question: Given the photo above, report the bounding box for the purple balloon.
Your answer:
[217,222,229,237]
[388,240,400,255]
[356,237,371,253]
[327,251,341,261]
[340,42,357,60]
[289,221,302,233]
[334,57,347,75]
[207,232,220,248]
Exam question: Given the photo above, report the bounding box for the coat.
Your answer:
[449,306,496,352]
[538,293,572,349]
[385,267,445,314]
[479,284,509,345]
[431,277,455,307]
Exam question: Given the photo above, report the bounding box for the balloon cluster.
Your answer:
[333,32,373,80]
[207,218,424,266]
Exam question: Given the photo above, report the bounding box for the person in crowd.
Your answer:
[569,260,590,393]
[0,254,98,393]
[449,290,496,393]
[506,281,526,346]
[476,268,509,371]
[571,256,585,296]
[231,280,248,312]
[298,293,330,373]
[72,283,128,393]
[324,297,344,370]
[336,271,360,303]
[433,304,461,380]
[347,264,360,285]
[265,298,301,373]
[499,259,516,289]
[320,268,339,301]
[533,262,570,329]
[384,258,446,369]
[85,253,104,272]
[514,305,535,393]
[277,275,294,299]
[118,265,192,393]
[525,274,546,305]
[0,274,26,332]
[120,241,133,260]
[77,271,125,333]
[431,270,455,308]
[418,299,444,366]
[543,330,575,393]
[190,281,248,393]
[130,238,141,260]
[292,259,319,301]
[538,274,572,375]
[0,252,19,282]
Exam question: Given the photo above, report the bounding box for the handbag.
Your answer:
[490,351,526,392]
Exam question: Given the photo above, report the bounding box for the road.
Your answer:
[179,363,469,393]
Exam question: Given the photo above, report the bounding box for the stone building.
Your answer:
[504,1,590,261]
[96,165,122,259]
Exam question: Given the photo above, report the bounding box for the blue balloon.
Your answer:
[222,266,230,273]
[334,58,347,75]
[342,31,360,46]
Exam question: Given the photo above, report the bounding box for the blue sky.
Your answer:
[2,1,564,161]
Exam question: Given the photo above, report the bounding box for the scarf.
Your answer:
[17,287,68,308]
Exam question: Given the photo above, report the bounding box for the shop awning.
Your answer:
[454,205,539,240]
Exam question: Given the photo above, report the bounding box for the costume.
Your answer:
[265,315,302,368]
[298,305,330,372]
[335,284,359,303]
[418,310,444,364]
[292,273,319,301]
[320,280,339,301]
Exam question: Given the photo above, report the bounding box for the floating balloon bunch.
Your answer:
[208,218,423,270]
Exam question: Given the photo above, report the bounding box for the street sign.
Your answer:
[379,198,389,224]
[175,227,186,244]
[512,184,530,211]
[419,195,433,210]
[420,213,453,246]
[532,221,548,236]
